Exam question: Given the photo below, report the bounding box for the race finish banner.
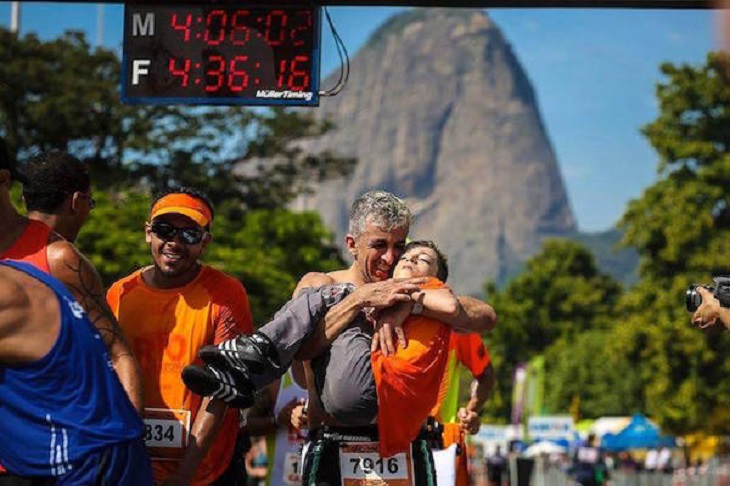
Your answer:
[16,0,716,7]
[122,4,322,106]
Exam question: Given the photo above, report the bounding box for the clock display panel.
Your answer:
[123,4,321,106]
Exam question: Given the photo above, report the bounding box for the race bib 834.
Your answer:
[143,408,191,455]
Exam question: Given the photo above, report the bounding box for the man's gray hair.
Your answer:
[348,190,412,238]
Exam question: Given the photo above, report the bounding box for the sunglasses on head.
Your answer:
[150,221,206,245]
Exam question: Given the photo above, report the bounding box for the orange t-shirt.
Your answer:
[432,333,491,486]
[107,265,253,486]
[0,219,51,273]
[431,333,491,422]
[371,277,452,458]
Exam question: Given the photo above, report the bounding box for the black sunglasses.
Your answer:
[150,221,206,245]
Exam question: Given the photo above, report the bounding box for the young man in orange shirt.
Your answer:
[107,187,253,486]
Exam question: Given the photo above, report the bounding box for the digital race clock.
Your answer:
[122,4,321,106]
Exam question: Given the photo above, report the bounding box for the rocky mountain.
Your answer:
[293,8,578,295]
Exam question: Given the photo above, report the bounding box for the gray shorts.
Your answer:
[256,283,378,425]
[312,316,378,425]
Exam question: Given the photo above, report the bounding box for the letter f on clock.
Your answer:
[132,60,151,85]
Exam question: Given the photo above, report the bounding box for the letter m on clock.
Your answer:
[133,13,155,37]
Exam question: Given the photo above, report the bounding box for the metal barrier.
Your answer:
[513,455,730,486]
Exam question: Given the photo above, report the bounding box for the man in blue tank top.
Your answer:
[0,260,152,485]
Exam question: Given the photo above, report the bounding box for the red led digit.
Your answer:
[287,55,310,91]
[290,9,312,47]
[228,56,249,92]
[264,10,287,46]
[168,58,191,87]
[230,10,250,46]
[204,10,227,46]
[171,12,193,42]
[205,55,225,92]
[276,59,287,89]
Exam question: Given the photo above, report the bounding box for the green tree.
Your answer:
[135,108,354,211]
[2,27,355,322]
[75,190,151,282]
[543,329,644,419]
[0,28,175,172]
[484,239,622,422]
[207,208,344,323]
[0,27,355,207]
[616,52,730,434]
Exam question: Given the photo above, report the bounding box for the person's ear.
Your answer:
[145,222,153,244]
[201,232,212,249]
[345,234,357,257]
[70,192,83,214]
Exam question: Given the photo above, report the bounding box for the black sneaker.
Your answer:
[198,332,281,376]
[181,364,255,409]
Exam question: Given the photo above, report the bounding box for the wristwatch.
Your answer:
[412,293,424,315]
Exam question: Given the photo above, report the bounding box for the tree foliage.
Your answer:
[614,52,730,434]
[484,239,622,422]
[2,28,352,325]
[0,27,355,210]
[482,53,730,435]
[621,52,730,279]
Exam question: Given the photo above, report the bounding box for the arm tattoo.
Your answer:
[60,255,132,357]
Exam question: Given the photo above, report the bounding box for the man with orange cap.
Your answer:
[107,187,254,486]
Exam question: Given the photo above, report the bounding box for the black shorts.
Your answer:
[301,426,437,486]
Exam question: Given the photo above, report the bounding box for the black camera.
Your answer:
[686,276,730,312]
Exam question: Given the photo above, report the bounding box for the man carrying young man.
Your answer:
[107,187,253,486]
[185,190,497,484]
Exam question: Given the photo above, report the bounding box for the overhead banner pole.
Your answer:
[10,2,20,33]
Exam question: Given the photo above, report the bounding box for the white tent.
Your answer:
[590,417,632,438]
[524,441,567,457]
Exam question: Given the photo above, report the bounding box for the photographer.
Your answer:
[691,287,730,331]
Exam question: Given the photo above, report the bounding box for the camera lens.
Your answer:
[686,284,714,312]
[686,286,702,312]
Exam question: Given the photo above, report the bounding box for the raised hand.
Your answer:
[371,302,411,356]
[457,407,480,435]
[355,277,427,310]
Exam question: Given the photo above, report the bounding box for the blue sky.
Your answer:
[0,3,717,231]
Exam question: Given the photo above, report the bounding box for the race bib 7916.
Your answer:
[339,442,413,486]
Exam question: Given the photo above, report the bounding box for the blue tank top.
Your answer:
[0,261,144,477]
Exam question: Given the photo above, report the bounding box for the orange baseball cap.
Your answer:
[150,193,212,227]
